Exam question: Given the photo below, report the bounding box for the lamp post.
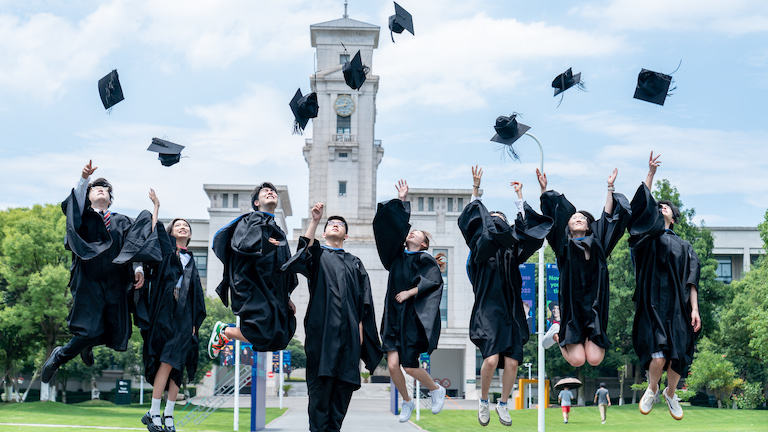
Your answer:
[523,362,533,408]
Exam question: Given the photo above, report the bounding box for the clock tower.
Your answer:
[301,14,383,241]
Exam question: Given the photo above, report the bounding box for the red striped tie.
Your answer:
[102,210,111,229]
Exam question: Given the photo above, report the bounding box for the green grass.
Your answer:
[0,401,286,431]
[415,404,768,432]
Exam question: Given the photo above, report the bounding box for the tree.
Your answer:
[686,338,739,408]
[286,338,307,371]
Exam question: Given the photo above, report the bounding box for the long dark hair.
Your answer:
[167,218,191,246]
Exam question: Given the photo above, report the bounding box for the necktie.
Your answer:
[102,210,111,229]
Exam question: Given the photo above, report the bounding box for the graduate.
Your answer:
[280,203,382,432]
[138,215,206,432]
[536,167,631,367]
[43,160,157,384]
[208,182,297,356]
[373,180,447,423]
[458,166,552,427]
[630,152,701,421]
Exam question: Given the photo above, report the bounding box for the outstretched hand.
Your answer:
[607,168,618,187]
[472,165,483,187]
[511,181,523,199]
[82,160,97,179]
[310,202,324,222]
[536,168,547,193]
[395,179,409,201]
[649,151,661,174]
[149,188,160,207]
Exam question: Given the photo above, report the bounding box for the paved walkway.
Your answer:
[265,397,422,431]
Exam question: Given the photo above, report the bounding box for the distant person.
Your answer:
[220,346,234,366]
[594,383,611,424]
[522,301,533,334]
[546,301,561,330]
[558,386,574,424]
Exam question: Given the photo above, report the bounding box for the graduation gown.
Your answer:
[212,211,297,351]
[540,190,631,349]
[62,189,154,351]
[373,199,444,368]
[629,184,701,374]
[459,199,552,363]
[280,237,382,387]
[138,223,207,387]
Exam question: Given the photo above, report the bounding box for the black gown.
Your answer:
[62,189,156,352]
[540,190,631,349]
[374,199,444,368]
[212,211,297,351]
[280,237,382,431]
[137,223,207,388]
[629,184,701,374]
[458,199,552,363]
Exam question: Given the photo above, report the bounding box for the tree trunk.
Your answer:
[22,369,41,402]
[717,398,722,409]
[631,365,642,404]
[577,370,585,405]
[619,364,626,406]
[60,382,68,404]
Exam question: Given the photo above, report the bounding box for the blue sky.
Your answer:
[1,0,767,234]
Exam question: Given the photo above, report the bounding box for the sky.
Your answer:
[1,0,767,235]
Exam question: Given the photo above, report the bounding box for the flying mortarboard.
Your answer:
[289,88,319,135]
[633,68,673,106]
[147,138,185,167]
[98,69,124,111]
[342,50,369,90]
[552,68,583,97]
[388,2,414,43]
[490,114,531,161]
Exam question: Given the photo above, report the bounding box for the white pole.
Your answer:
[416,379,420,421]
[140,375,144,405]
[279,350,284,409]
[524,132,546,432]
[234,317,241,431]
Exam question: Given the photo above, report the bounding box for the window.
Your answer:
[418,197,424,211]
[336,114,351,134]
[222,193,228,208]
[232,193,239,208]
[428,197,434,212]
[338,152,348,159]
[191,250,207,278]
[340,54,350,64]
[339,181,347,196]
[434,248,448,327]
[457,197,464,210]
[447,197,453,212]
[715,256,732,283]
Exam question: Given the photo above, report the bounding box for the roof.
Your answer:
[310,17,380,30]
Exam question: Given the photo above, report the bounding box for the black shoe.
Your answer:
[141,412,164,432]
[163,415,175,432]
[42,347,63,384]
[80,346,94,367]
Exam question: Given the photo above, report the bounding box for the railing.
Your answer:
[332,134,356,143]
[374,140,382,147]
[305,139,313,146]
[177,365,252,427]
[405,373,432,409]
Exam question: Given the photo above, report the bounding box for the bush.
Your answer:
[282,384,293,396]
[676,389,697,402]
[361,372,370,383]
[732,382,766,410]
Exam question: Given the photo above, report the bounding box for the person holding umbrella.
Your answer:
[555,377,581,424]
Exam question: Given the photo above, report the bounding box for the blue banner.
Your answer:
[545,264,560,331]
[519,263,536,334]
[419,353,430,374]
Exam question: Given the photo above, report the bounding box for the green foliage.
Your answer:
[676,388,697,402]
[281,384,293,395]
[731,381,766,410]
[285,338,307,370]
[758,209,768,250]
[686,338,739,405]
[360,372,370,382]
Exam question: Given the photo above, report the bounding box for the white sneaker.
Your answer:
[430,385,446,414]
[602,420,606,424]
[639,387,657,415]
[399,400,415,423]
[664,389,684,420]
[478,399,490,426]
[495,402,511,426]
[542,323,560,349]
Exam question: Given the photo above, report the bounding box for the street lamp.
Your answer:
[523,362,533,409]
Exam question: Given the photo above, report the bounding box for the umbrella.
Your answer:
[554,377,582,390]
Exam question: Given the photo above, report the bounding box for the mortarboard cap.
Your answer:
[289,88,319,135]
[634,68,673,105]
[490,114,531,161]
[342,50,368,90]
[147,138,185,167]
[552,68,582,97]
[388,2,414,42]
[98,69,124,110]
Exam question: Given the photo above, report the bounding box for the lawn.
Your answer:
[415,404,768,432]
[0,401,286,431]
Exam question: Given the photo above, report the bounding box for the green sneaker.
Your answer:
[208,321,230,359]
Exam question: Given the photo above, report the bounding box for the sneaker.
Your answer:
[639,387,657,415]
[542,323,560,349]
[478,399,490,426]
[399,400,415,423]
[207,321,229,359]
[602,420,606,424]
[430,385,446,414]
[141,412,164,432]
[664,389,684,420]
[495,402,512,426]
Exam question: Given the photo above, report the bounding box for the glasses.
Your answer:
[570,214,588,221]
[327,220,346,228]
[90,186,109,192]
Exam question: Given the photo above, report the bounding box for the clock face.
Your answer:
[334,95,355,117]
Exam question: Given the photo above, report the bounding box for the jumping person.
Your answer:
[43,160,156,384]
[208,182,297,356]
[373,180,447,423]
[281,203,382,432]
[630,152,701,421]
[537,167,631,367]
[139,215,206,432]
[459,166,552,427]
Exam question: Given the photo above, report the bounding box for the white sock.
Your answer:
[164,401,176,426]
[150,398,162,425]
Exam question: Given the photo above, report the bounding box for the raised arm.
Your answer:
[605,168,617,215]
[472,165,482,198]
[396,179,408,201]
[75,160,98,212]
[536,168,548,195]
[644,151,661,191]
[304,202,324,246]
[148,188,160,232]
